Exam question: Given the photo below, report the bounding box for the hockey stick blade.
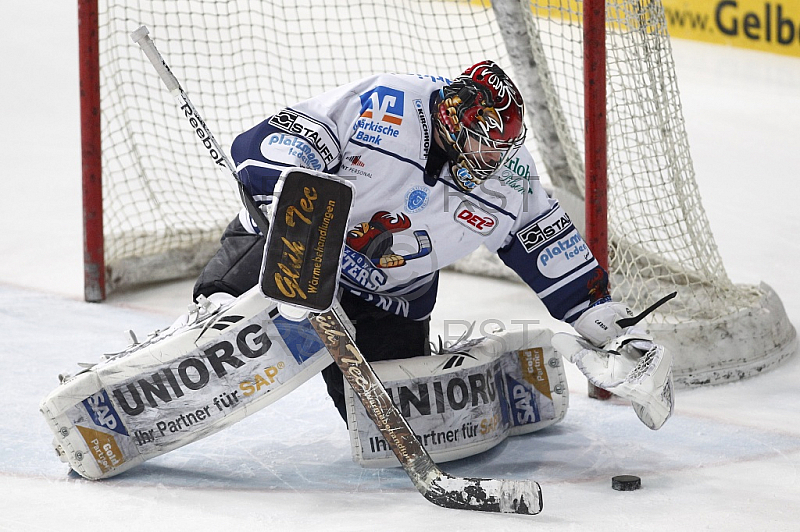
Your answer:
[309,307,543,515]
[426,472,543,514]
[615,291,677,329]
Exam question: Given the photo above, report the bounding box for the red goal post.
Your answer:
[80,0,104,302]
[583,0,611,399]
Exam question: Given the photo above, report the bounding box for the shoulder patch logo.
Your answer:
[262,133,325,171]
[516,207,572,253]
[268,108,340,169]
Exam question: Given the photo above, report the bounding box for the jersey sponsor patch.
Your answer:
[515,205,572,253]
[268,108,340,169]
[404,186,430,213]
[413,98,431,158]
[454,200,497,235]
[346,154,365,167]
[359,86,405,125]
[82,390,129,436]
[499,155,536,194]
[537,229,591,279]
[352,119,400,146]
[341,154,374,179]
[261,133,325,171]
[354,86,405,146]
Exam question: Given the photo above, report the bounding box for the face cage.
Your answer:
[453,126,526,185]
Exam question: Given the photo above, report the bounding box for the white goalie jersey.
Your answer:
[231,72,610,323]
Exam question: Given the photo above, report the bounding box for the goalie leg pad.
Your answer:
[40,286,332,480]
[346,326,569,468]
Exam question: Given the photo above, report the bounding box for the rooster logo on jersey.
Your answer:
[346,211,432,268]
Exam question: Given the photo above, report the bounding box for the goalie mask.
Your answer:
[435,60,526,192]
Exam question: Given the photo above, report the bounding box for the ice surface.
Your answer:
[1,2,800,531]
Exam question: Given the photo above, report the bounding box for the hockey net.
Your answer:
[85,0,796,386]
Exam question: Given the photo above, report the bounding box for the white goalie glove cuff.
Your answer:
[572,301,649,347]
[552,333,675,430]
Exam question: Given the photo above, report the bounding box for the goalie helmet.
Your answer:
[435,60,526,192]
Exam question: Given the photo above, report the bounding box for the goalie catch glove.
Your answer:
[552,301,675,430]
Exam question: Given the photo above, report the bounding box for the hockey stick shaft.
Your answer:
[131,26,235,176]
[130,26,270,234]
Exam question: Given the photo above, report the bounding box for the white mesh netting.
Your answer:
[93,0,795,385]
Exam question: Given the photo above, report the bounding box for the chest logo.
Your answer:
[346,212,432,270]
[359,86,405,125]
[454,201,497,236]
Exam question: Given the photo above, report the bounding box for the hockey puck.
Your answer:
[611,475,641,491]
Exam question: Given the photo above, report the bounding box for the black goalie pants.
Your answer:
[194,216,431,422]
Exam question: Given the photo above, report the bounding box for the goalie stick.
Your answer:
[130,26,271,235]
[271,170,541,514]
[132,28,542,514]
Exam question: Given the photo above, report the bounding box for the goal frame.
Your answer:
[583,0,611,399]
[78,0,796,390]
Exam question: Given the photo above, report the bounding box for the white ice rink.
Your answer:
[2,2,800,531]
